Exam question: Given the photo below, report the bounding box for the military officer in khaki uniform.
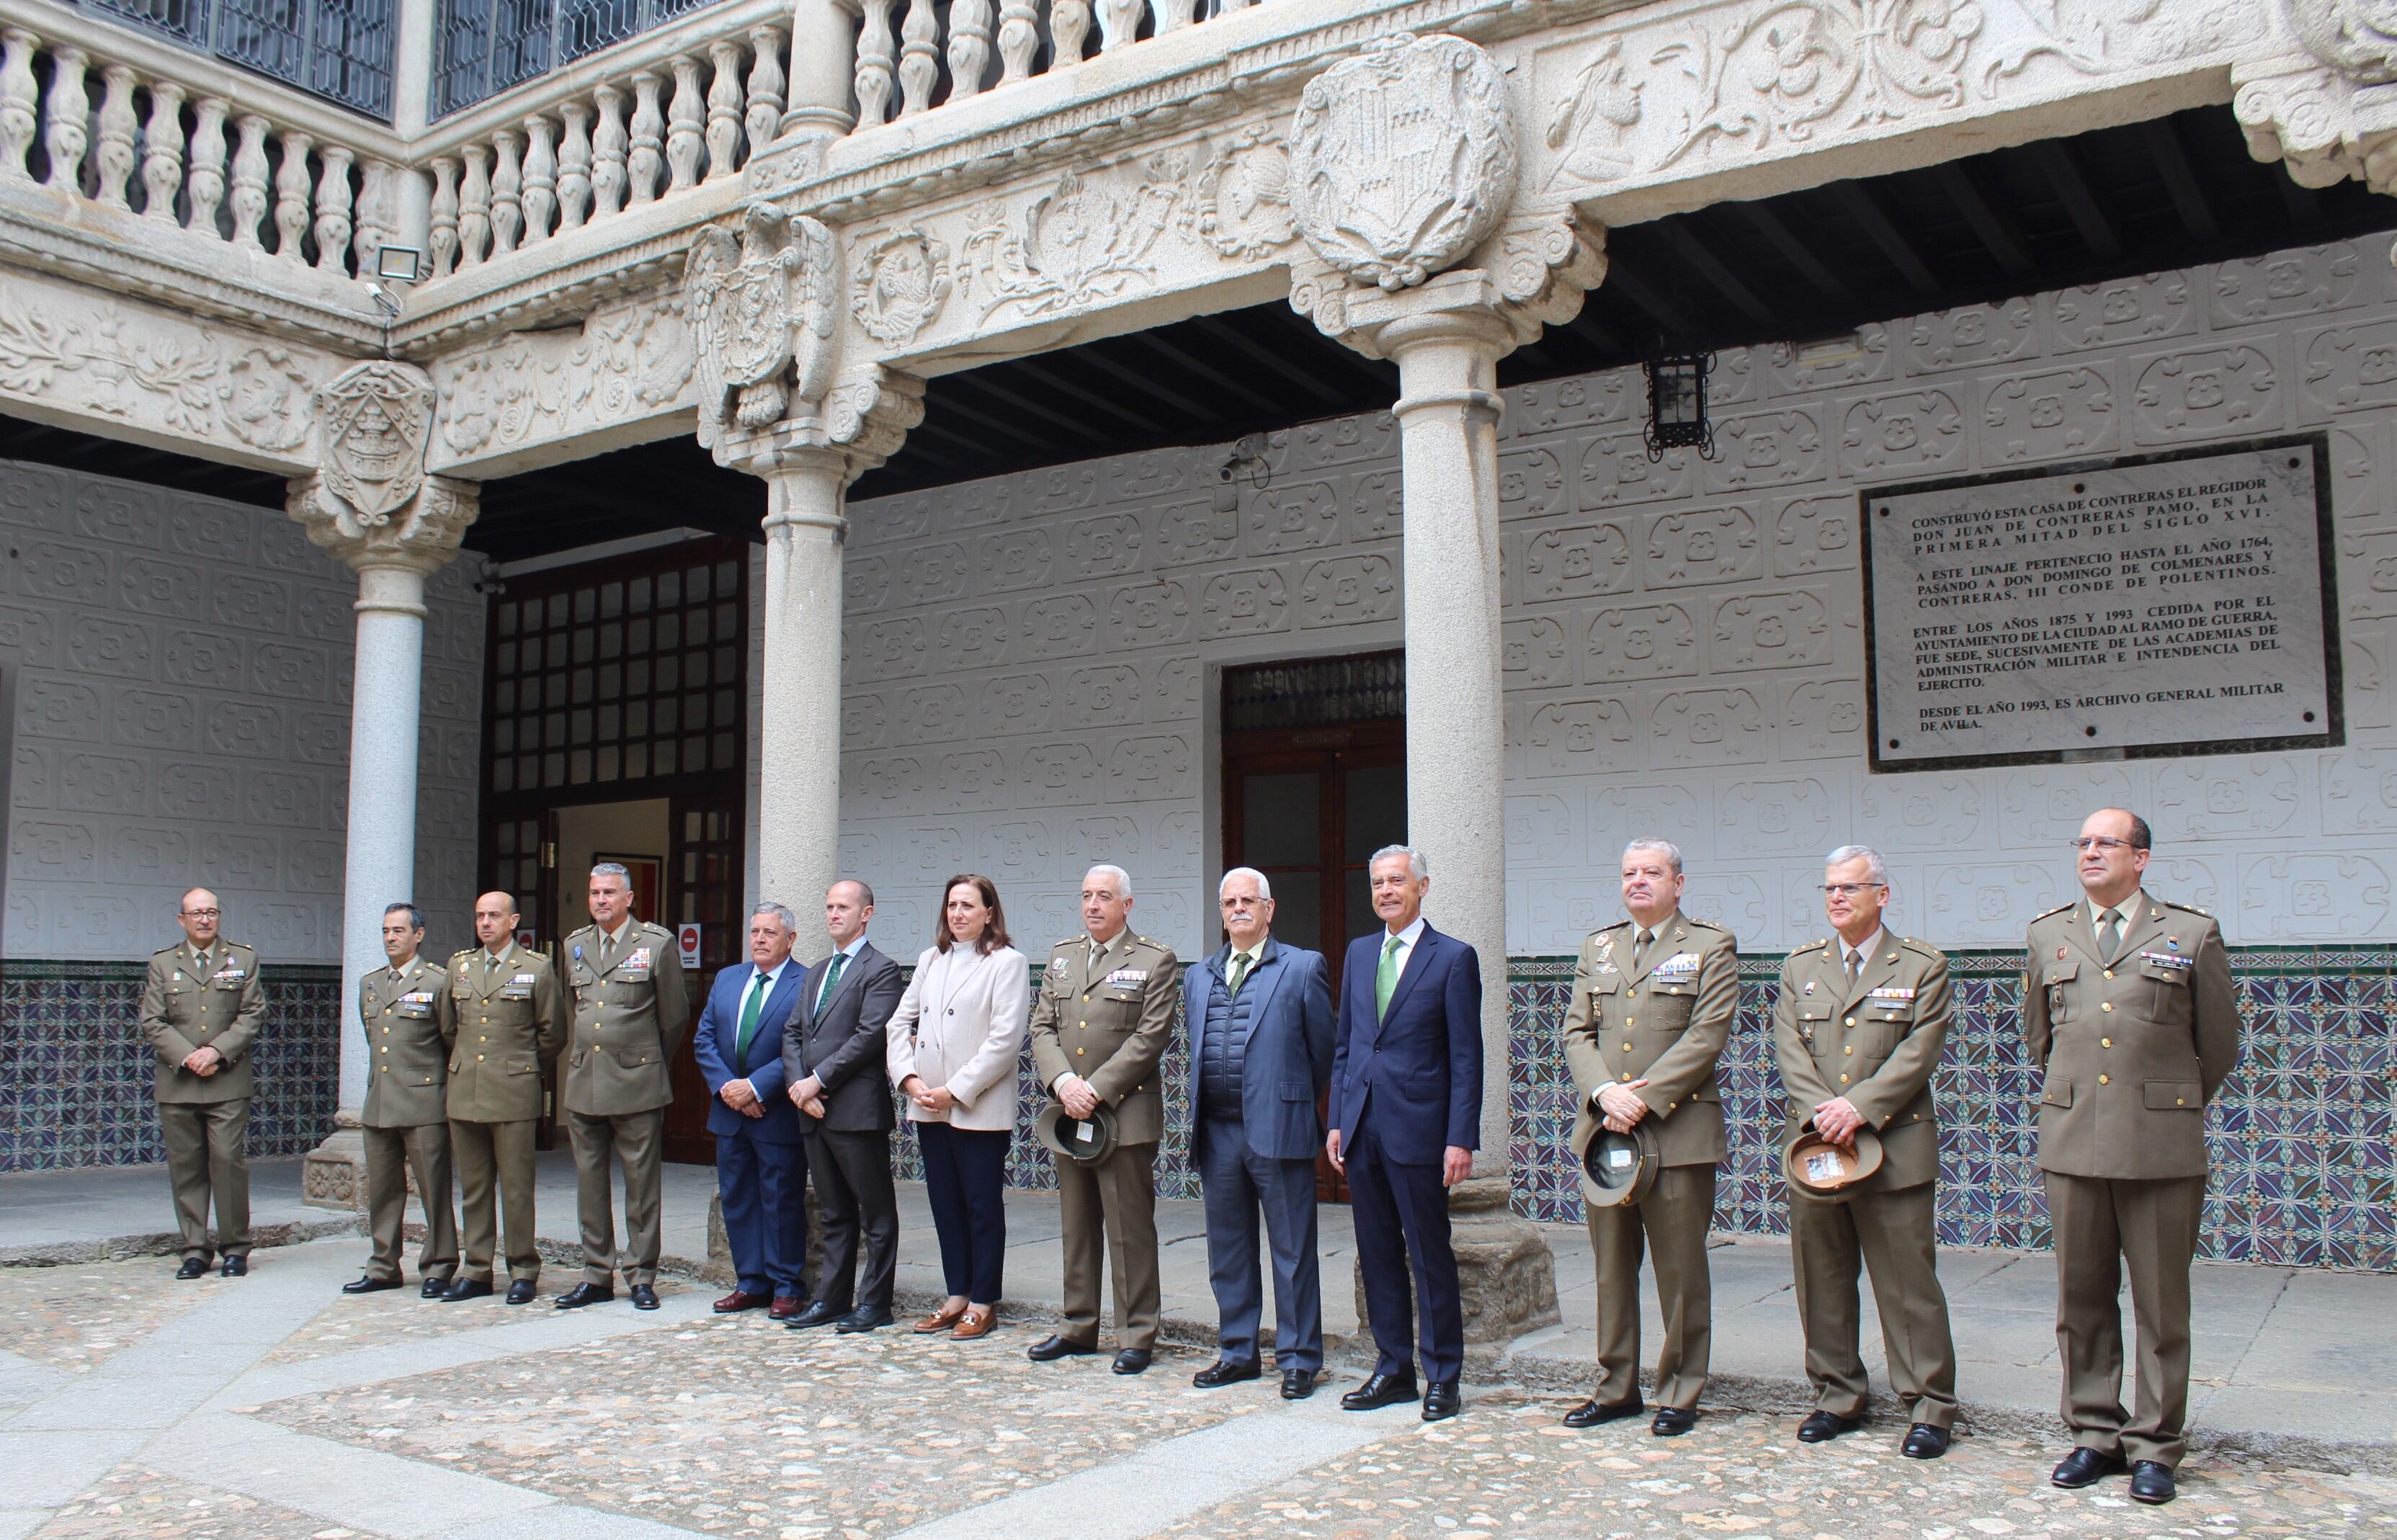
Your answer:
[445,891,566,1304]
[1027,864,1179,1375]
[1771,846,1959,1459]
[1560,839,1734,1436]
[138,887,267,1279]
[345,903,461,1298]
[2025,809,2240,1507]
[558,861,691,1311]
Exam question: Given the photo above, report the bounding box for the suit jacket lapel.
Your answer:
[1245,939,1290,1021]
[1379,926,1437,1028]
[1839,935,1901,1015]
[1625,913,1689,986]
[2061,903,2106,970]
[2117,891,2168,963]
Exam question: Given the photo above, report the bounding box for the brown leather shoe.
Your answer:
[768,1294,805,1321]
[951,1304,997,1340]
[713,1290,768,1314]
[914,1302,969,1334]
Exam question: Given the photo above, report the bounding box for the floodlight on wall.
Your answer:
[1643,353,1715,462]
[377,245,424,282]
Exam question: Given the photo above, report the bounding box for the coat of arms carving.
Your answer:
[313,360,437,523]
[685,202,841,447]
[1288,33,1519,291]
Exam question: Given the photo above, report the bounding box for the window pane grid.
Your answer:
[433,0,714,116]
[76,0,394,117]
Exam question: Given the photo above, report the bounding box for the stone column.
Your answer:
[286,361,477,1209]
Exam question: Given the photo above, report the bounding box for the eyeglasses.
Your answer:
[2070,837,2135,854]
[1817,883,1885,898]
[180,908,220,919]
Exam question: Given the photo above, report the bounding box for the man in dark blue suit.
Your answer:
[1327,843,1482,1422]
[1187,867,1335,1400]
[692,900,809,1318]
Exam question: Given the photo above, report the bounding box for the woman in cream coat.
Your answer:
[887,872,1028,1340]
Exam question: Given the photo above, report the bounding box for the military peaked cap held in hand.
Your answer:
[1035,1100,1121,1165]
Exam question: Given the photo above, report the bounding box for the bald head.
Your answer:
[474,891,519,952]
[177,887,221,946]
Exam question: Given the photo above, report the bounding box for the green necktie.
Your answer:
[733,971,766,1065]
[1227,949,1254,998]
[2099,908,2123,964]
[1375,934,1403,1019]
[816,951,848,1014]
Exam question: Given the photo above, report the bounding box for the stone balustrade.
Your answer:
[852,0,1236,129]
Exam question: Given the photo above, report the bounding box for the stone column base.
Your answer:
[1350,1176,1561,1368]
[302,1109,370,1212]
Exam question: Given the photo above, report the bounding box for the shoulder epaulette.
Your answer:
[1056,936,1081,949]
[2031,902,2074,921]
[1791,937,1831,954]
[1899,936,1944,957]
[2160,898,2212,918]
[1684,917,1726,931]
[152,944,180,958]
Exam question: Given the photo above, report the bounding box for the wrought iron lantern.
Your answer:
[1643,353,1716,462]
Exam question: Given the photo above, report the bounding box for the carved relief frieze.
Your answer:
[959,153,1192,323]
[1187,126,1297,261]
[852,227,955,346]
[433,291,695,467]
[687,202,840,446]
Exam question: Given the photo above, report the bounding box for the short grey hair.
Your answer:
[383,901,425,931]
[1824,845,1890,885]
[1084,864,1133,898]
[590,861,631,883]
[751,900,797,931]
[1219,867,1273,903]
[1622,838,1683,874]
[1368,844,1428,881]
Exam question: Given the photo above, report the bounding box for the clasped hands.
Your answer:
[1053,1073,1099,1119]
[1809,1095,1865,1147]
[898,1075,955,1116]
[180,1045,223,1077]
[770,1075,829,1120]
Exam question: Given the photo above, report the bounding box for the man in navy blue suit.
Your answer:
[1327,844,1482,1422]
[1187,867,1335,1400]
[692,900,810,1318]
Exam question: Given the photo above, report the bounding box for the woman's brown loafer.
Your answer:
[951,1304,998,1340]
[914,1302,969,1333]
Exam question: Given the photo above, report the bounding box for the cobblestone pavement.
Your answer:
[257,1274,697,1365]
[0,1256,220,1369]
[32,1467,343,1539]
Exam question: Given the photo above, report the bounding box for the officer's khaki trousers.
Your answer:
[1588,1163,1714,1410]
[159,1096,251,1259]
[363,1122,458,1282]
[568,1107,666,1286]
[1058,1140,1160,1351]
[1789,1180,1958,1428]
[2045,1170,2206,1469]
[452,1117,540,1283]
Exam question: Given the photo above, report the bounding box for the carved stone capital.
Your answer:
[287,467,478,585]
[2236,1,2397,194]
[716,365,927,487]
[1292,210,1606,362]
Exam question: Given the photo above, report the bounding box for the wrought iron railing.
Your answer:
[434,0,723,119]
[70,0,393,118]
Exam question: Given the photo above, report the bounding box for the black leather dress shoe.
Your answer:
[505,1280,538,1305]
[786,1299,847,1329]
[1280,1368,1317,1400]
[1651,1407,1698,1437]
[175,1256,210,1280]
[554,1282,615,1310]
[629,1284,660,1311]
[342,1274,402,1295]
[2129,1461,2176,1504]
[834,1306,892,1333]
[1421,1380,1460,1421]
[2050,1447,2128,1487]
[1112,1348,1152,1375]
[1027,1334,1099,1362]
[1340,1369,1419,1411]
[421,1277,452,1299]
[220,1255,247,1278]
[1798,1410,1862,1443]
[1193,1359,1261,1388]
[444,1276,494,1302]
[1562,1398,1645,1428]
[1902,1423,1951,1459]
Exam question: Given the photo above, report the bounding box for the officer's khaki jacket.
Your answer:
[1561,912,1736,1168]
[140,941,267,1103]
[562,919,692,1116]
[1029,929,1179,1145]
[2022,890,2241,1181]
[360,954,455,1129]
[445,942,568,1123]
[1772,932,1951,1192]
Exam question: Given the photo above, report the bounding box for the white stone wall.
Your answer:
[1,459,486,963]
[841,236,2397,957]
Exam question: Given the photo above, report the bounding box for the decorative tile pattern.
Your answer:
[1506,946,2397,1272]
[0,960,341,1173]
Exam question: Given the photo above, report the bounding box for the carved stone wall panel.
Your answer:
[1578,434,1695,509]
[2050,272,2197,354]
[1525,699,1636,778]
[1780,678,1866,762]
[1584,603,1697,683]
[2212,243,2367,327]
[2129,343,2285,442]
[430,287,696,478]
[1903,302,2040,375]
[1246,480,1344,552]
[1504,616,1574,689]
[2300,317,2397,420]
[1498,447,1569,524]
[1706,408,1826,492]
[1979,364,2118,463]
[1837,390,1963,477]
[1522,519,1634,601]
[1853,770,1983,849]
[1296,555,1398,627]
[899,542,973,606]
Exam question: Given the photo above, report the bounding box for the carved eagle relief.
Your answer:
[685,202,841,447]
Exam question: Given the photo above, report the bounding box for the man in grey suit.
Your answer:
[784,879,907,1333]
[1186,867,1335,1400]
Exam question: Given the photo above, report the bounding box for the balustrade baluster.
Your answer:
[1050,0,1089,67]
[947,0,991,99]
[1096,0,1142,52]
[458,142,491,265]
[744,25,785,153]
[92,63,135,208]
[273,130,313,260]
[853,0,894,128]
[0,29,37,180]
[592,83,630,216]
[557,102,592,232]
[996,0,1038,84]
[354,158,396,274]
[705,40,742,179]
[428,154,460,275]
[897,0,937,117]
[140,80,184,220]
[520,115,557,243]
[41,46,87,194]
[489,127,522,254]
[228,112,268,247]
[313,143,353,274]
[626,71,664,205]
[665,55,704,190]
[1150,0,1194,30]
[185,97,227,236]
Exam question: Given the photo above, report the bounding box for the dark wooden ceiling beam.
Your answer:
[1597,256,1697,344]
[1656,220,1777,327]
[1006,357,1160,434]
[1730,202,1856,308]
[2141,117,2219,243]
[1074,341,1226,422]
[1934,162,2035,277]
[1189,315,1351,403]
[1830,180,1942,292]
[2029,140,2123,262]
[1128,330,1287,417]
[939,369,1117,446]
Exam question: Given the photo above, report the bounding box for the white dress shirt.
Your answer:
[1379,915,1427,980]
